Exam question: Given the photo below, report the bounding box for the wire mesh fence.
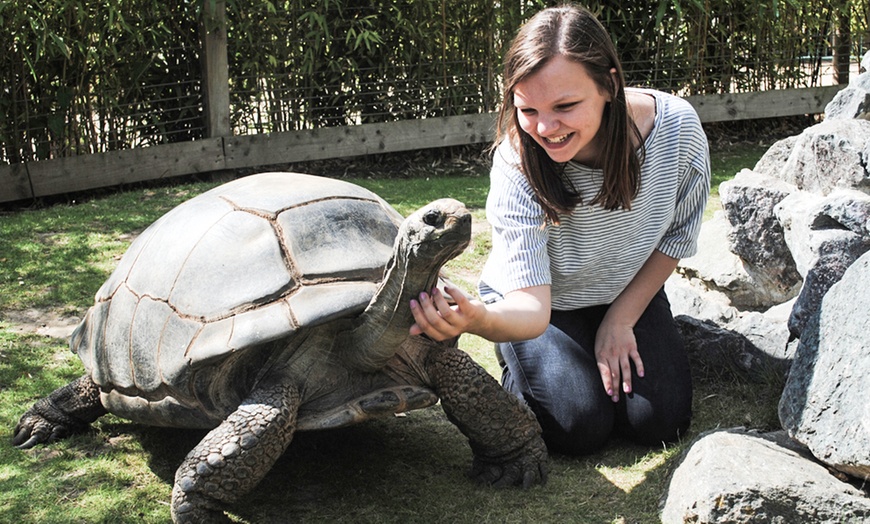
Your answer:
[1,0,867,165]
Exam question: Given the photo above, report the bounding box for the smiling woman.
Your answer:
[409,4,711,458]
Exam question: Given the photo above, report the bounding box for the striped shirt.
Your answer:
[479,88,710,310]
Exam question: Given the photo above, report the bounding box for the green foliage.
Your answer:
[0,0,203,163]
[2,0,865,169]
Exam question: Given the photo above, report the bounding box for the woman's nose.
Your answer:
[537,114,559,135]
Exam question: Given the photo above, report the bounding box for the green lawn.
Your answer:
[0,142,779,523]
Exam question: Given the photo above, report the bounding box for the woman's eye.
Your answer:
[519,108,537,115]
[556,102,578,111]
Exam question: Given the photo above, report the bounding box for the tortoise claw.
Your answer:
[469,435,548,489]
[12,410,68,449]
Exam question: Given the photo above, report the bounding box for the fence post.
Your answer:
[201,0,231,138]
[833,0,851,85]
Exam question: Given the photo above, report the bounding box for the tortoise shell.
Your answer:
[72,172,405,423]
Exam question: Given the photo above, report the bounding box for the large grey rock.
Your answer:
[759,119,870,195]
[779,252,870,480]
[775,190,870,336]
[660,428,870,523]
[665,272,738,324]
[675,315,791,382]
[719,170,802,305]
[825,74,870,121]
[677,212,790,309]
[754,135,798,177]
[725,307,796,363]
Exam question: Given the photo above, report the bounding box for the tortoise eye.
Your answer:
[423,209,443,227]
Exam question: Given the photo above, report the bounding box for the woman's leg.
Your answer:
[613,289,693,445]
[499,288,692,454]
[552,288,692,446]
[499,322,613,455]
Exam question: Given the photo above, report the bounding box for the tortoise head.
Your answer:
[397,198,472,269]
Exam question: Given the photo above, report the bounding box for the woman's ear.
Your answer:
[609,67,619,100]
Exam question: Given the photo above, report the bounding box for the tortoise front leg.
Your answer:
[171,382,301,524]
[422,340,548,488]
[12,375,107,449]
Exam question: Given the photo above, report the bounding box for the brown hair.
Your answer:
[495,5,644,225]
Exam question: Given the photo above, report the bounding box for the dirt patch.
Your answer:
[2,308,81,339]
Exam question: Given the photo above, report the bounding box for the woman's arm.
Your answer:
[595,249,678,402]
[410,284,551,343]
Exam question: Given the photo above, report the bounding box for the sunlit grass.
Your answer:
[0,142,778,523]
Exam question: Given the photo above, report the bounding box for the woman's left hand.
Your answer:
[594,318,645,402]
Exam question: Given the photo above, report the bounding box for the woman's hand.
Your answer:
[594,318,645,403]
[410,285,551,343]
[409,285,486,341]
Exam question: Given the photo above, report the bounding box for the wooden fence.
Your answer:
[0,84,845,204]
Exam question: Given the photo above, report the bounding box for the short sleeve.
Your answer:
[658,120,711,259]
[478,142,551,302]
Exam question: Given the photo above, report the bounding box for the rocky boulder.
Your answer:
[779,251,870,481]
[660,428,870,523]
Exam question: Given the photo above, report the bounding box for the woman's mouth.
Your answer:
[543,133,572,144]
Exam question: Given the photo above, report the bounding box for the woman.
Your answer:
[410,5,710,455]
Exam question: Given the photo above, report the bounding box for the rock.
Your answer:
[754,135,798,178]
[677,211,797,309]
[675,315,790,383]
[725,308,795,363]
[775,189,870,336]
[825,74,870,121]
[660,428,870,523]
[779,252,870,480]
[763,119,870,195]
[719,170,803,305]
[665,273,738,324]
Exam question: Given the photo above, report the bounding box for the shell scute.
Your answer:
[225,301,295,357]
[100,194,235,302]
[215,171,382,214]
[100,286,138,390]
[277,199,397,281]
[168,210,292,320]
[285,281,378,327]
[129,296,173,393]
[157,314,201,391]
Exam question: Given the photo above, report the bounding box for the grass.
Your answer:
[0,142,778,523]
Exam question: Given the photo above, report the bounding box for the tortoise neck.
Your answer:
[340,245,439,372]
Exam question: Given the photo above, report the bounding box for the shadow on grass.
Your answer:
[128,406,684,523]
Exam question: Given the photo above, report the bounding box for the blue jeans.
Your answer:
[498,288,692,455]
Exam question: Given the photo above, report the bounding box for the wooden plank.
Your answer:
[685,86,845,122]
[2,85,846,204]
[22,139,225,200]
[0,163,35,202]
[224,113,497,170]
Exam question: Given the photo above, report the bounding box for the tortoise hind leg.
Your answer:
[171,382,300,524]
[12,375,107,449]
[421,340,548,488]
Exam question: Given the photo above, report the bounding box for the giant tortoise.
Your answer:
[13,172,547,523]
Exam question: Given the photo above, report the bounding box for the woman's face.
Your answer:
[513,55,612,165]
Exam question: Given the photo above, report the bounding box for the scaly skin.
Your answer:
[422,340,548,488]
[12,375,106,449]
[171,382,301,523]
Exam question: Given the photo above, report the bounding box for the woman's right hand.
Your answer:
[409,284,486,341]
[410,284,551,344]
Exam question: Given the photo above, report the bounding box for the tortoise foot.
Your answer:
[171,488,233,524]
[469,432,548,489]
[12,375,105,449]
